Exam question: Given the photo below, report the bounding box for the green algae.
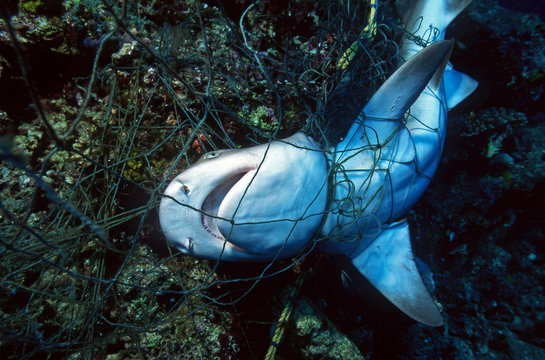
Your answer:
[19,0,45,14]
[240,105,281,133]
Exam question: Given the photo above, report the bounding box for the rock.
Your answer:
[505,329,545,359]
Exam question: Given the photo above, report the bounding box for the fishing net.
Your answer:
[0,0,407,357]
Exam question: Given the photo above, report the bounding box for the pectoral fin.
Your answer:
[350,219,443,326]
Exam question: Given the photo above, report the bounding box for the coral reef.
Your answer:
[450,0,545,112]
[1,0,544,359]
[289,299,364,359]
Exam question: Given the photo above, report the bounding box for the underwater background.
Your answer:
[0,0,544,359]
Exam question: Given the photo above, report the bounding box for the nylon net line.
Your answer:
[0,0,425,358]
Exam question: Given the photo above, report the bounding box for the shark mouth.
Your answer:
[200,169,256,247]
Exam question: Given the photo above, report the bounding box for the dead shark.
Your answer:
[159,0,477,326]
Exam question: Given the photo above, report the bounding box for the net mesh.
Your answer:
[0,0,414,357]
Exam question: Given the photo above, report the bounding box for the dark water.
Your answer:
[498,0,545,18]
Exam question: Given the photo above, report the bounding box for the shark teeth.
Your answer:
[201,171,250,242]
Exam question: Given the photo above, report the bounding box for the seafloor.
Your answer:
[0,0,544,359]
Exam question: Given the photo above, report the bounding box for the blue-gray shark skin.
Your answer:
[159,133,328,261]
[159,0,477,327]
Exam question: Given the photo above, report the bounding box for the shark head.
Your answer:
[159,132,328,261]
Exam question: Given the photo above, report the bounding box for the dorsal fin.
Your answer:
[349,219,443,326]
[430,40,453,90]
[363,40,454,120]
[336,40,454,153]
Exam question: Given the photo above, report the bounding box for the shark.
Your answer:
[159,0,477,326]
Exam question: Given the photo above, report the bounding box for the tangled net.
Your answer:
[0,0,407,358]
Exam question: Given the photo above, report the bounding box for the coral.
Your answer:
[19,0,45,14]
[107,246,242,359]
[62,0,112,34]
[457,107,527,138]
[0,165,44,222]
[289,299,364,359]
[111,40,140,66]
[241,105,280,133]
[25,16,64,43]
[1,14,63,45]
[18,0,64,15]
[454,107,527,158]
[450,0,545,110]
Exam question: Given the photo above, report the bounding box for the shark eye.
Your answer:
[203,151,221,160]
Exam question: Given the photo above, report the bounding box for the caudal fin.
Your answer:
[396,0,473,35]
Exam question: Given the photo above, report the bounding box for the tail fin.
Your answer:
[396,0,473,36]
[445,0,473,25]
